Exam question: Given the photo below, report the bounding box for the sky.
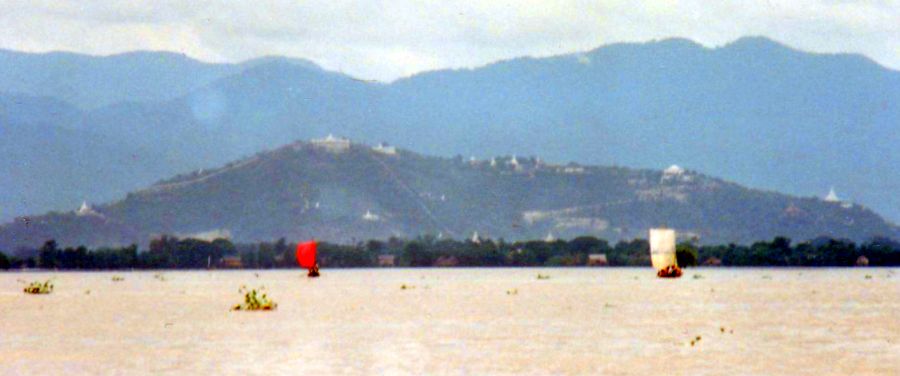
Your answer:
[1,0,898,81]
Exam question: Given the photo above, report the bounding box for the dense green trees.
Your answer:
[676,243,699,267]
[1,234,898,270]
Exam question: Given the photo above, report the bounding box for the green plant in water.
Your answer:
[24,280,53,294]
[232,286,277,311]
[536,274,551,280]
[111,276,124,282]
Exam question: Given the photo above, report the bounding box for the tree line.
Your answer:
[1,235,899,270]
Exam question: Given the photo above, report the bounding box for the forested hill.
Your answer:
[1,139,896,250]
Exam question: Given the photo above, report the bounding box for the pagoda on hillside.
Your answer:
[824,187,840,203]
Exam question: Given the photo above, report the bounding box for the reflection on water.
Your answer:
[1,268,898,375]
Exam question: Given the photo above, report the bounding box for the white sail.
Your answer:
[649,228,677,270]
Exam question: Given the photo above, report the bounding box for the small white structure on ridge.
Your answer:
[362,210,381,221]
[563,166,585,174]
[372,143,397,155]
[76,201,100,217]
[664,164,685,176]
[545,232,556,242]
[824,187,840,203]
[311,134,351,153]
[471,231,482,243]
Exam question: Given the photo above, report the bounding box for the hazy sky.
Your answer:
[1,1,897,81]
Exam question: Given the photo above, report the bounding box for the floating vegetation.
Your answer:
[762,275,772,280]
[506,288,518,295]
[865,274,873,279]
[85,289,91,295]
[153,273,167,281]
[400,284,415,290]
[603,303,614,309]
[231,286,277,311]
[111,275,125,282]
[23,280,53,294]
[692,274,704,280]
[536,274,551,280]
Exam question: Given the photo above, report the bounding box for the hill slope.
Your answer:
[1,140,896,250]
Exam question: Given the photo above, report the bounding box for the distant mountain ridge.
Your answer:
[0,49,323,109]
[1,36,898,224]
[1,139,896,250]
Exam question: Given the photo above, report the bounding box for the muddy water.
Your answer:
[1,268,898,375]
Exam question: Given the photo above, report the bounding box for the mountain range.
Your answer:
[1,139,896,250]
[1,36,898,226]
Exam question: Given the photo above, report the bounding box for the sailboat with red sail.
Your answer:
[296,240,320,277]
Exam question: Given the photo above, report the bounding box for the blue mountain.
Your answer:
[1,36,898,226]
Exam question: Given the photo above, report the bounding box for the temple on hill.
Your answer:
[372,143,397,155]
[824,187,840,202]
[311,134,350,152]
[76,201,100,217]
[362,210,380,221]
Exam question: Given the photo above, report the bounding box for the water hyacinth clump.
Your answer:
[24,280,54,294]
[112,276,125,282]
[231,285,277,311]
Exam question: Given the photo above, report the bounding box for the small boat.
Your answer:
[649,228,682,278]
[296,240,320,278]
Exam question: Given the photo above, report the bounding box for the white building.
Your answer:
[372,143,397,155]
[545,232,556,242]
[311,134,351,153]
[76,201,100,217]
[664,164,685,176]
[362,210,381,221]
[562,166,585,174]
[824,187,840,202]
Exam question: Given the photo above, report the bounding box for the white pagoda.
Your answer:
[824,187,840,203]
[76,201,100,217]
[545,232,556,242]
[362,210,380,221]
[311,134,350,153]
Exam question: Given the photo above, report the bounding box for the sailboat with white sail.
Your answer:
[649,228,682,278]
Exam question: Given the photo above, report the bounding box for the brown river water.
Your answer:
[1,268,898,375]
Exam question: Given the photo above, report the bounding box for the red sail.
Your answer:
[296,240,317,269]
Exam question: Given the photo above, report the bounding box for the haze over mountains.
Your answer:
[1,139,896,250]
[1,36,898,227]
